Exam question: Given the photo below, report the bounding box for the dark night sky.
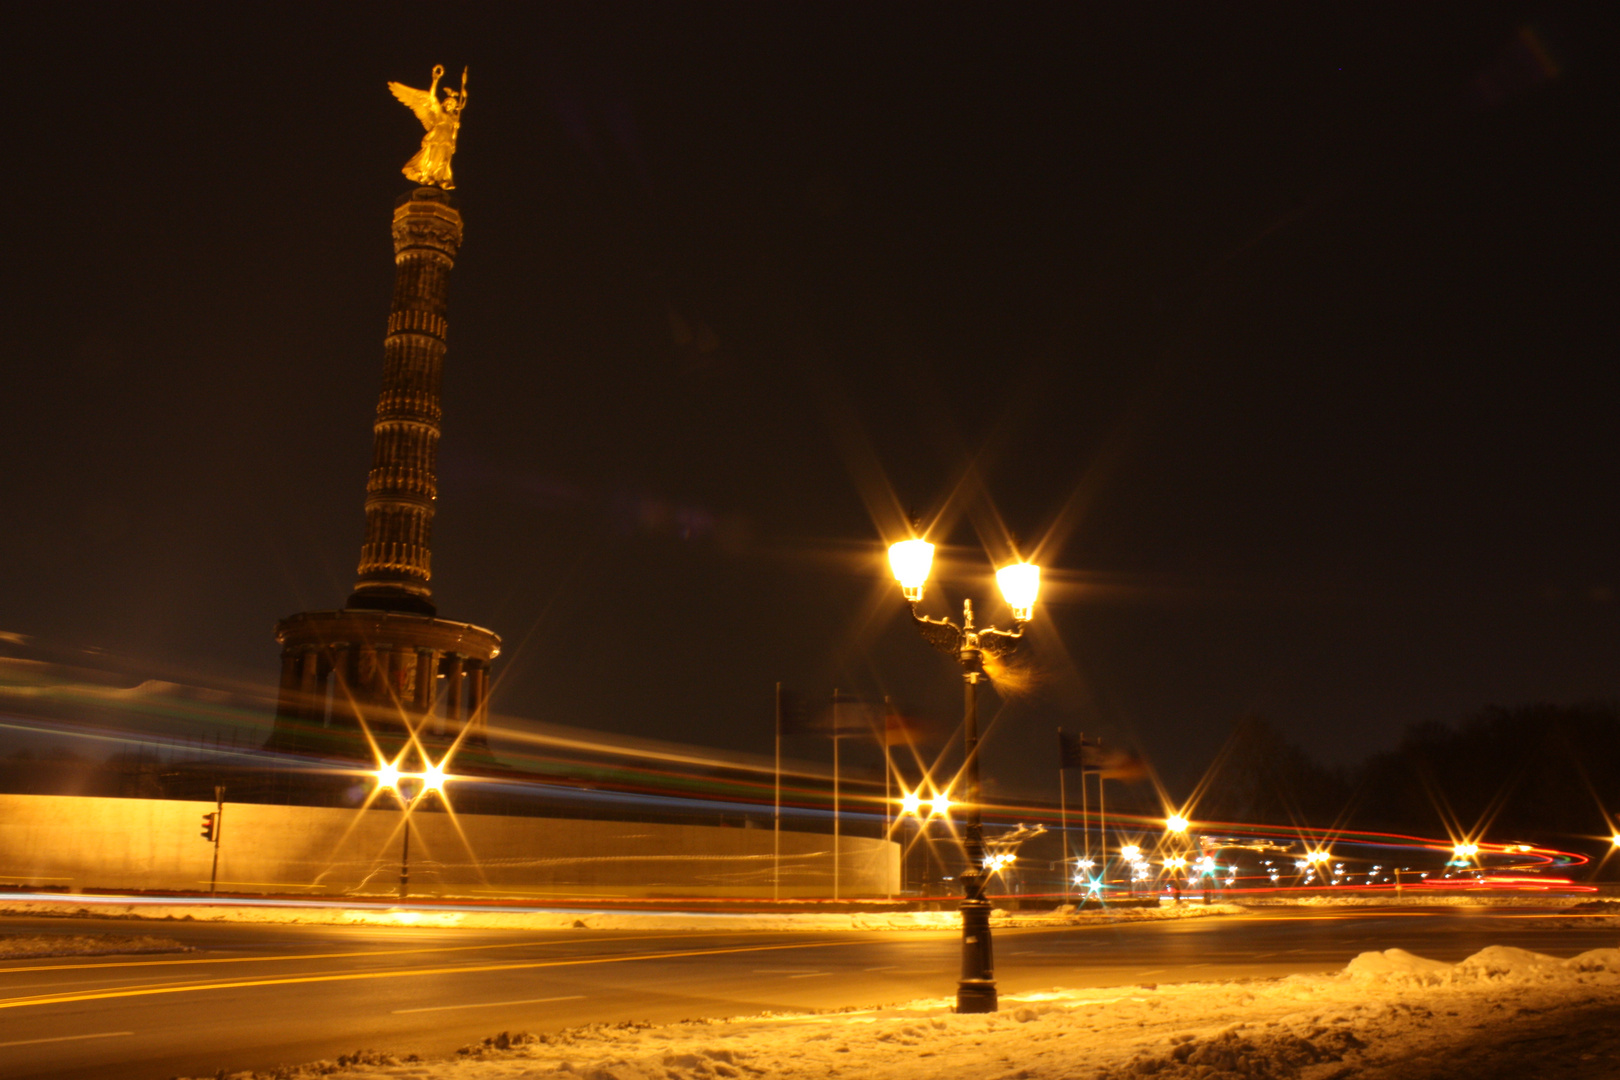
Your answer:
[4,4,1616,800]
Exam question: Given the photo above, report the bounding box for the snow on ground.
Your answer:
[0,895,1242,933]
[178,944,1620,1080]
[0,932,190,958]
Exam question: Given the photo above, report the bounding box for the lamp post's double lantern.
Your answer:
[886,536,1042,1014]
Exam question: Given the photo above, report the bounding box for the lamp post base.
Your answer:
[957,896,997,1013]
[956,980,998,1014]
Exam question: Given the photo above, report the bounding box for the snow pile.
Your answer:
[177,944,1620,1080]
[0,932,189,958]
[0,896,1239,933]
[1341,946,1453,985]
[1346,944,1620,987]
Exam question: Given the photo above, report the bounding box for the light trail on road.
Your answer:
[0,937,867,1012]
[0,930,739,976]
[4,907,1618,1080]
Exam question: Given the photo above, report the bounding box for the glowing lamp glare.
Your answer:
[888,539,935,602]
[995,562,1041,621]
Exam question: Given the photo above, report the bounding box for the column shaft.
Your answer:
[348,189,463,616]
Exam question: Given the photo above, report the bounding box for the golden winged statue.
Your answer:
[389,65,468,189]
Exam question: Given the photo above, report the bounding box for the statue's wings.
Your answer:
[977,626,1024,660]
[388,82,437,130]
[910,612,964,658]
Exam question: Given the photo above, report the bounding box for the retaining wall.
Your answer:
[0,793,897,899]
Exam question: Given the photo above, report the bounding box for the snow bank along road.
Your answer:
[0,905,1616,1079]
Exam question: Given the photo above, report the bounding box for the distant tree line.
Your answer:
[1196,702,1620,870]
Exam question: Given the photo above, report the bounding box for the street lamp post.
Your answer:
[887,537,1040,1014]
[375,758,446,900]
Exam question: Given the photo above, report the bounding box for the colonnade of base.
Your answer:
[266,608,499,763]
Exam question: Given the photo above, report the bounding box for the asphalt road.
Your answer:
[1,907,1614,1080]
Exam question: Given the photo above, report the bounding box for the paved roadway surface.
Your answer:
[0,907,1615,1080]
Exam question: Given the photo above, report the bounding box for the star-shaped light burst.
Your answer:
[372,757,452,801]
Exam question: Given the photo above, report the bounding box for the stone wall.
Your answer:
[0,794,897,899]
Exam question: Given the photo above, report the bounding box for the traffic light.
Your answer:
[201,812,216,842]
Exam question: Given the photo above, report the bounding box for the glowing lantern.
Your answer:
[995,562,1041,622]
[888,539,936,603]
[375,762,401,790]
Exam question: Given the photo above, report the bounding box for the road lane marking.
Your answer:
[394,994,583,1014]
[863,966,897,972]
[0,939,866,1012]
[0,1030,133,1049]
[787,972,829,978]
[0,931,740,976]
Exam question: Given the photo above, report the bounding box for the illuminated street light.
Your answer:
[1165,814,1189,834]
[887,534,1042,1014]
[887,539,936,603]
[375,758,441,900]
[930,792,953,817]
[995,563,1041,623]
[1119,844,1141,861]
[900,790,922,816]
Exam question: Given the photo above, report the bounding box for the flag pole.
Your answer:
[1082,735,1095,893]
[832,688,841,902]
[774,682,782,903]
[884,696,894,901]
[1058,727,1070,901]
[1080,732,1090,896]
[1098,748,1107,893]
